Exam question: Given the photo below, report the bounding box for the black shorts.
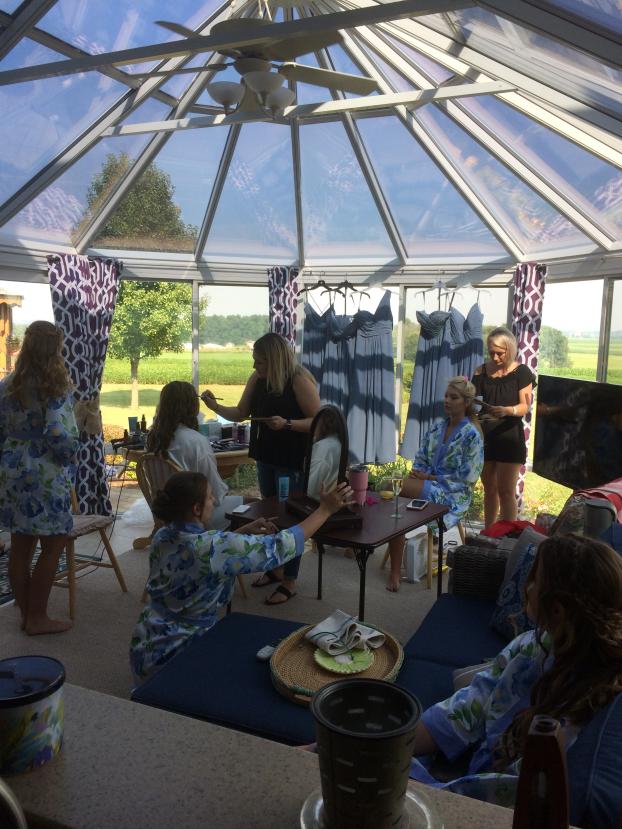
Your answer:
[482,418,527,464]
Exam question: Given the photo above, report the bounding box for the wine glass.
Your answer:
[391,476,403,518]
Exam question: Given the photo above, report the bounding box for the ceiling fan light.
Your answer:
[234,57,271,76]
[243,70,284,96]
[205,81,245,112]
[265,87,295,116]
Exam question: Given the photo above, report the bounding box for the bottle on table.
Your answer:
[140,414,147,432]
[512,715,569,829]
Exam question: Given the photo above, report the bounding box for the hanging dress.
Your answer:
[321,308,354,414]
[454,304,484,381]
[346,290,396,465]
[301,304,330,387]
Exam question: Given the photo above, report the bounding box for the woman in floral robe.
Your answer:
[0,321,79,635]
[409,534,622,827]
[387,377,483,591]
[130,471,352,682]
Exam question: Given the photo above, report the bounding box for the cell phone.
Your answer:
[407,499,429,510]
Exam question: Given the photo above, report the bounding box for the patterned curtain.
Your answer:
[48,254,122,515]
[267,266,299,347]
[511,262,547,513]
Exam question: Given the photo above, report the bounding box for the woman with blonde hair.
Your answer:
[202,332,320,604]
[147,381,243,530]
[0,321,79,634]
[387,377,483,592]
[472,326,535,528]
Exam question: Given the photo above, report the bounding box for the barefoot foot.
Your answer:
[385,578,401,593]
[25,617,72,635]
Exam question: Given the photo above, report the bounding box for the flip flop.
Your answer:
[265,585,297,605]
[252,571,281,588]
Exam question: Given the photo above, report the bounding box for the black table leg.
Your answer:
[436,518,444,599]
[353,546,373,621]
[316,541,325,600]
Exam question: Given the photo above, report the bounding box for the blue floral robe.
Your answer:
[130,522,304,682]
[409,629,578,808]
[414,417,484,529]
[0,378,78,535]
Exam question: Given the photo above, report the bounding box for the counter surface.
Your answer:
[10,683,519,829]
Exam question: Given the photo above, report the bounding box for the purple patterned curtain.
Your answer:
[48,253,121,515]
[511,262,547,514]
[267,266,299,347]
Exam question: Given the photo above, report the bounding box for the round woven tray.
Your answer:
[270,624,404,706]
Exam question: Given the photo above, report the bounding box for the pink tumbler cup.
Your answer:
[349,466,369,506]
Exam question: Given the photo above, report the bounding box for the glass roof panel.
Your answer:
[1,98,168,247]
[159,55,213,99]
[325,44,379,98]
[448,7,622,111]
[356,115,508,259]
[92,121,229,253]
[37,0,226,74]
[0,1,21,12]
[299,119,396,261]
[459,95,622,236]
[379,33,454,83]
[544,0,622,35]
[416,104,592,253]
[350,37,418,93]
[0,39,128,208]
[203,122,298,261]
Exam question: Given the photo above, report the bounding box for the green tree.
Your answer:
[403,319,420,361]
[199,314,269,345]
[108,282,192,410]
[539,325,571,368]
[86,152,197,247]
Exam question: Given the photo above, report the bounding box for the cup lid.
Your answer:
[0,656,65,708]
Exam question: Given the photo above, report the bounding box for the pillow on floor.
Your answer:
[490,541,538,641]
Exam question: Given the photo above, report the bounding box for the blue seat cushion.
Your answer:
[396,657,455,711]
[403,595,506,668]
[131,613,315,745]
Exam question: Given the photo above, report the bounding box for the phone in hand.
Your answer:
[406,499,429,510]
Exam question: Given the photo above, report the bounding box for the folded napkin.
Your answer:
[305,609,385,656]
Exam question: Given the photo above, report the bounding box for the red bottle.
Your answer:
[512,715,569,829]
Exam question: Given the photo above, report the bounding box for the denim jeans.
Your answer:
[256,462,304,581]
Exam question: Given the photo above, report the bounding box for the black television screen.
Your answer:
[533,375,622,491]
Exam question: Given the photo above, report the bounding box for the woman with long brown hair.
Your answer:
[0,320,79,634]
[147,380,242,529]
[202,332,321,605]
[408,533,622,824]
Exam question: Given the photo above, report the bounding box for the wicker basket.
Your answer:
[270,624,404,706]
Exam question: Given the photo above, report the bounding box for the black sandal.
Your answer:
[265,585,297,605]
[252,571,281,588]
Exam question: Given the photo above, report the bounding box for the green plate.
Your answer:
[314,647,374,675]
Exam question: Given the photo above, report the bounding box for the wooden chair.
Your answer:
[380,519,465,590]
[53,491,128,619]
[135,453,247,600]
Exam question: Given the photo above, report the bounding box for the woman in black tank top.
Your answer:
[201,333,321,605]
[472,327,535,529]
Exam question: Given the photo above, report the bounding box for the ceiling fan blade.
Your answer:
[131,64,228,80]
[262,31,343,61]
[0,1,474,86]
[278,62,378,94]
[154,21,197,39]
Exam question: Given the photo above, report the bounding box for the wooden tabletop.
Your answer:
[231,496,448,549]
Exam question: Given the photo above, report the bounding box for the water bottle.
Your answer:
[278,476,290,502]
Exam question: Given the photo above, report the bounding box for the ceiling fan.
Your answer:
[137,17,380,117]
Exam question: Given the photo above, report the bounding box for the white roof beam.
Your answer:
[0,0,57,61]
[194,126,241,260]
[101,82,516,136]
[0,0,474,86]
